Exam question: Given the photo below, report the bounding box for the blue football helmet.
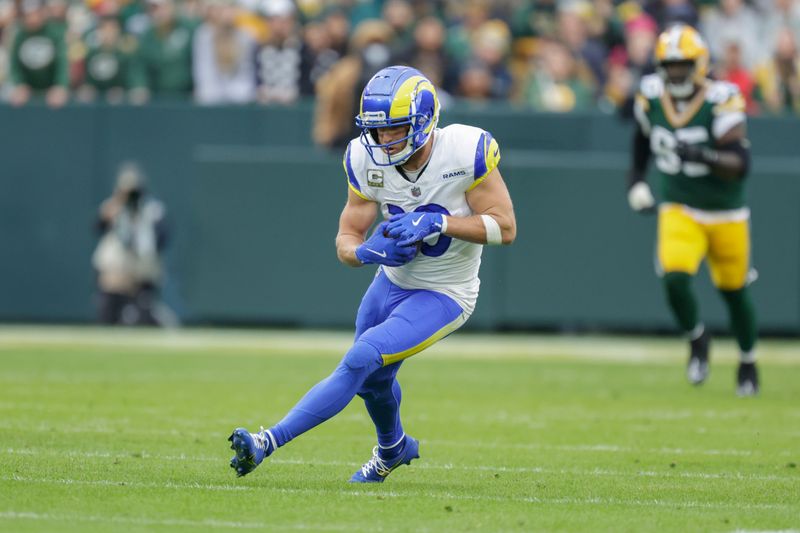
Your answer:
[355,66,440,166]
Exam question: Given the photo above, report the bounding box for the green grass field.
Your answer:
[0,326,798,532]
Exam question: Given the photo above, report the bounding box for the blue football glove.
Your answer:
[385,212,445,247]
[355,222,418,267]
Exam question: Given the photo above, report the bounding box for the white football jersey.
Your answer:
[344,124,501,316]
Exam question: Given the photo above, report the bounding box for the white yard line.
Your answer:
[0,511,356,531]
[1,325,798,364]
[0,420,788,458]
[3,448,797,483]
[5,403,789,430]
[0,420,793,457]
[732,530,800,533]
[1,420,792,457]
[0,402,776,423]
[1,475,793,511]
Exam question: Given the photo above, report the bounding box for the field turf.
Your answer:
[0,326,798,532]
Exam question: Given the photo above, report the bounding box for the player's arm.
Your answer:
[447,168,516,245]
[336,189,418,267]
[335,188,378,267]
[676,122,750,181]
[627,94,656,213]
[629,122,652,189]
[387,130,515,246]
[676,86,750,181]
[385,169,516,246]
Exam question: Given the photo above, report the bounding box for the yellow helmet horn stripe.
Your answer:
[388,76,439,134]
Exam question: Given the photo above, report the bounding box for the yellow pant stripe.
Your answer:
[381,313,467,366]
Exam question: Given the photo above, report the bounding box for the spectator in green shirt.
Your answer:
[8,0,69,107]
[45,0,68,42]
[77,14,145,104]
[133,0,194,101]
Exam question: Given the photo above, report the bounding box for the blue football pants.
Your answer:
[268,270,466,449]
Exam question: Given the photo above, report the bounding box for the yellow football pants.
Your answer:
[657,205,751,290]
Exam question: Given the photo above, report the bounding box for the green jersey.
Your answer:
[83,39,142,93]
[635,74,748,211]
[9,22,68,90]
[136,19,194,97]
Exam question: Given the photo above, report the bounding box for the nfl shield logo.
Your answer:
[411,186,421,197]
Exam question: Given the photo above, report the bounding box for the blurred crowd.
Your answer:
[1,0,798,134]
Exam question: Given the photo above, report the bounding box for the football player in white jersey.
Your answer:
[229,66,516,482]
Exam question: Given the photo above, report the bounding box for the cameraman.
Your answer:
[92,162,170,325]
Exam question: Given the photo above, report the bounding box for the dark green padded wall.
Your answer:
[0,103,797,332]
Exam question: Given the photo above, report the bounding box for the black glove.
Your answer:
[675,142,720,165]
